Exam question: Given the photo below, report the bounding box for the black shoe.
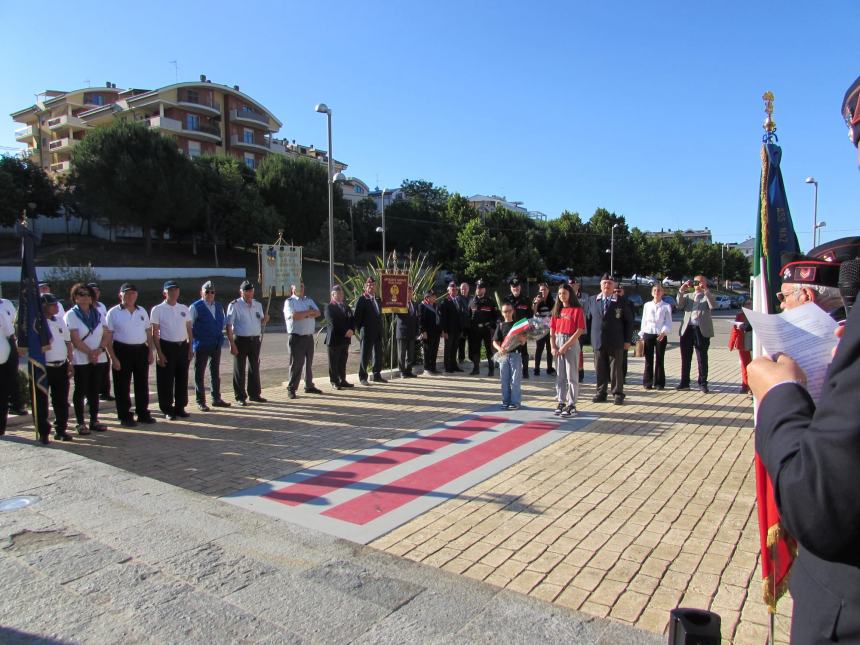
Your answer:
[554,402,565,416]
[163,413,177,421]
[119,418,137,428]
[656,385,665,390]
[332,383,343,390]
[90,422,108,432]
[99,394,115,402]
[38,432,50,445]
[305,386,323,394]
[236,399,248,407]
[470,368,480,375]
[425,370,439,375]
[211,399,231,408]
[360,379,370,386]
[675,384,690,391]
[341,381,355,388]
[371,375,388,383]
[578,371,585,383]
[403,372,418,378]
[614,395,624,405]
[287,390,297,399]
[522,371,529,379]
[533,368,540,376]
[546,367,556,375]
[249,396,267,403]
[137,415,157,424]
[175,409,190,418]
[487,370,494,377]
[198,403,210,412]
[700,385,710,394]
[55,431,73,441]
[444,369,456,374]
[592,395,607,403]
[452,367,464,373]
[11,408,28,416]
[644,385,654,390]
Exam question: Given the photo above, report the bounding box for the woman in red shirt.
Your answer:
[550,283,586,417]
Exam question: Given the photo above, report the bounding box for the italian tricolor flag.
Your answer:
[503,318,530,346]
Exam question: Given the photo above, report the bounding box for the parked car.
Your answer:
[542,270,569,285]
[630,274,655,286]
[730,294,748,309]
[714,295,733,310]
[662,295,677,311]
[662,277,682,287]
[626,293,644,311]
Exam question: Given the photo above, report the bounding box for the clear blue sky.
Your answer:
[2,1,857,250]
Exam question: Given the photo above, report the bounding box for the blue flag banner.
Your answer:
[16,220,51,398]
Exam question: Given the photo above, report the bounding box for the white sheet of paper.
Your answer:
[743,304,839,402]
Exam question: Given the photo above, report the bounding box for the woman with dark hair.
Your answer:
[64,283,108,435]
[640,284,673,390]
[550,283,585,417]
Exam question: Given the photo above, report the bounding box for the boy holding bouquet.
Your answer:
[493,304,528,409]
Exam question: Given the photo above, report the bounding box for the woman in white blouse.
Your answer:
[640,284,673,389]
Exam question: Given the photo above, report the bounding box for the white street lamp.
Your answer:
[610,223,619,277]
[805,177,819,250]
[380,188,387,266]
[815,220,827,246]
[315,103,335,288]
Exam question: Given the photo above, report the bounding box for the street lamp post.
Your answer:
[315,103,335,288]
[805,177,818,250]
[815,221,827,246]
[610,223,619,277]
[380,188,387,266]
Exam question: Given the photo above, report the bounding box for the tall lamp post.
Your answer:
[380,188,387,265]
[815,221,827,247]
[805,176,818,250]
[610,223,619,277]
[315,103,335,288]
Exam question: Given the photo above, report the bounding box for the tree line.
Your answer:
[1,119,750,282]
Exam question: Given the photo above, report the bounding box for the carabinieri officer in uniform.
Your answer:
[151,280,193,420]
[226,280,269,406]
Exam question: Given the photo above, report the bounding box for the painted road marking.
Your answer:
[224,407,595,544]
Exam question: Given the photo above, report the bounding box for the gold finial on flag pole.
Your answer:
[762,91,777,134]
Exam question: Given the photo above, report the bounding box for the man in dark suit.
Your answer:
[353,276,386,385]
[747,80,860,643]
[439,281,463,373]
[419,289,441,374]
[395,285,419,378]
[324,285,354,390]
[589,274,632,405]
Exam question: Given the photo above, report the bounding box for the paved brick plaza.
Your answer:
[3,324,794,642]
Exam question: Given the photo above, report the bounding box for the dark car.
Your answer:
[626,293,643,311]
[662,295,677,311]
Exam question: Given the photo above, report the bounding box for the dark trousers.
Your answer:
[73,363,101,424]
[358,334,382,381]
[327,344,349,385]
[98,361,111,398]
[233,336,262,401]
[443,330,461,371]
[156,340,189,414]
[594,346,625,398]
[422,333,440,372]
[458,330,469,363]
[679,325,710,387]
[288,334,314,391]
[469,327,494,374]
[397,338,416,375]
[0,351,9,434]
[534,336,553,372]
[113,341,151,421]
[642,334,667,388]
[194,344,222,404]
[4,349,23,412]
[518,343,529,376]
[45,363,70,432]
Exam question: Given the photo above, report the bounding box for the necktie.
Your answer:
[603,298,609,316]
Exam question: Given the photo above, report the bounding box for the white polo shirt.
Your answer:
[65,309,107,366]
[105,305,150,345]
[151,301,191,343]
[0,299,16,331]
[45,315,71,363]
[0,303,13,364]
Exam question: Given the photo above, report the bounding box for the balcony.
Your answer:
[49,161,71,174]
[230,134,270,153]
[183,122,221,142]
[15,125,35,141]
[144,115,182,133]
[176,96,221,116]
[230,108,270,128]
[46,114,86,131]
[48,137,79,153]
[270,141,286,154]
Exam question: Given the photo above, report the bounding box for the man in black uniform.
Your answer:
[419,289,441,374]
[395,285,419,378]
[439,281,463,373]
[503,278,533,378]
[589,274,633,405]
[747,77,860,643]
[324,285,354,389]
[468,279,498,376]
[353,276,386,385]
[456,282,471,364]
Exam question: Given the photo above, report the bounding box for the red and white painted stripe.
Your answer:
[224,408,590,544]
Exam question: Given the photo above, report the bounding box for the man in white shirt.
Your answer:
[151,280,193,420]
[226,280,269,406]
[104,283,156,428]
[41,293,74,441]
[284,281,321,399]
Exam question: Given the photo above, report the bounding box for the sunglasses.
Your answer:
[205,290,215,294]
[75,291,91,297]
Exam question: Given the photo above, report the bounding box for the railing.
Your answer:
[230,134,269,149]
[15,125,34,139]
[230,108,268,125]
[184,122,221,137]
[49,161,71,173]
[177,95,220,112]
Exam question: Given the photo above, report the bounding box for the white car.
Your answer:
[714,295,732,310]
[662,277,682,287]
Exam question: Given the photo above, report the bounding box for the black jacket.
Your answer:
[419,301,441,336]
[438,297,462,334]
[353,294,383,340]
[756,303,860,643]
[395,301,419,340]
[503,293,533,322]
[588,294,633,352]
[324,301,353,347]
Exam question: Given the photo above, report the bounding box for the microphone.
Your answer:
[838,259,860,317]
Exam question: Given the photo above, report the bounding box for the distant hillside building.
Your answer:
[646,228,713,244]
[11,76,346,176]
[339,177,372,208]
[368,188,405,212]
[468,195,528,216]
[727,237,756,259]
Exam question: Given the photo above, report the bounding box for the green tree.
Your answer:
[305,219,353,264]
[434,193,480,272]
[655,234,691,279]
[457,206,543,284]
[70,120,194,254]
[545,211,597,276]
[257,155,343,246]
[348,196,379,254]
[0,156,59,226]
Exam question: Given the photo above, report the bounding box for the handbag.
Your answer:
[634,338,645,357]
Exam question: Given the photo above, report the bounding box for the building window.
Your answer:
[188,141,201,159]
[243,128,254,144]
[244,154,255,170]
[185,89,199,104]
[354,186,363,193]
[186,114,199,131]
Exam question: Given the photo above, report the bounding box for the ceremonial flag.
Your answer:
[503,318,530,345]
[752,103,800,612]
[16,220,51,420]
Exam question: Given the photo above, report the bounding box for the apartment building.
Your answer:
[11,76,345,177]
[646,228,714,244]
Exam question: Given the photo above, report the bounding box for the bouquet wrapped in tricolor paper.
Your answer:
[491,317,550,364]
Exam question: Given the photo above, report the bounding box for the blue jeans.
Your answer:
[499,352,522,406]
